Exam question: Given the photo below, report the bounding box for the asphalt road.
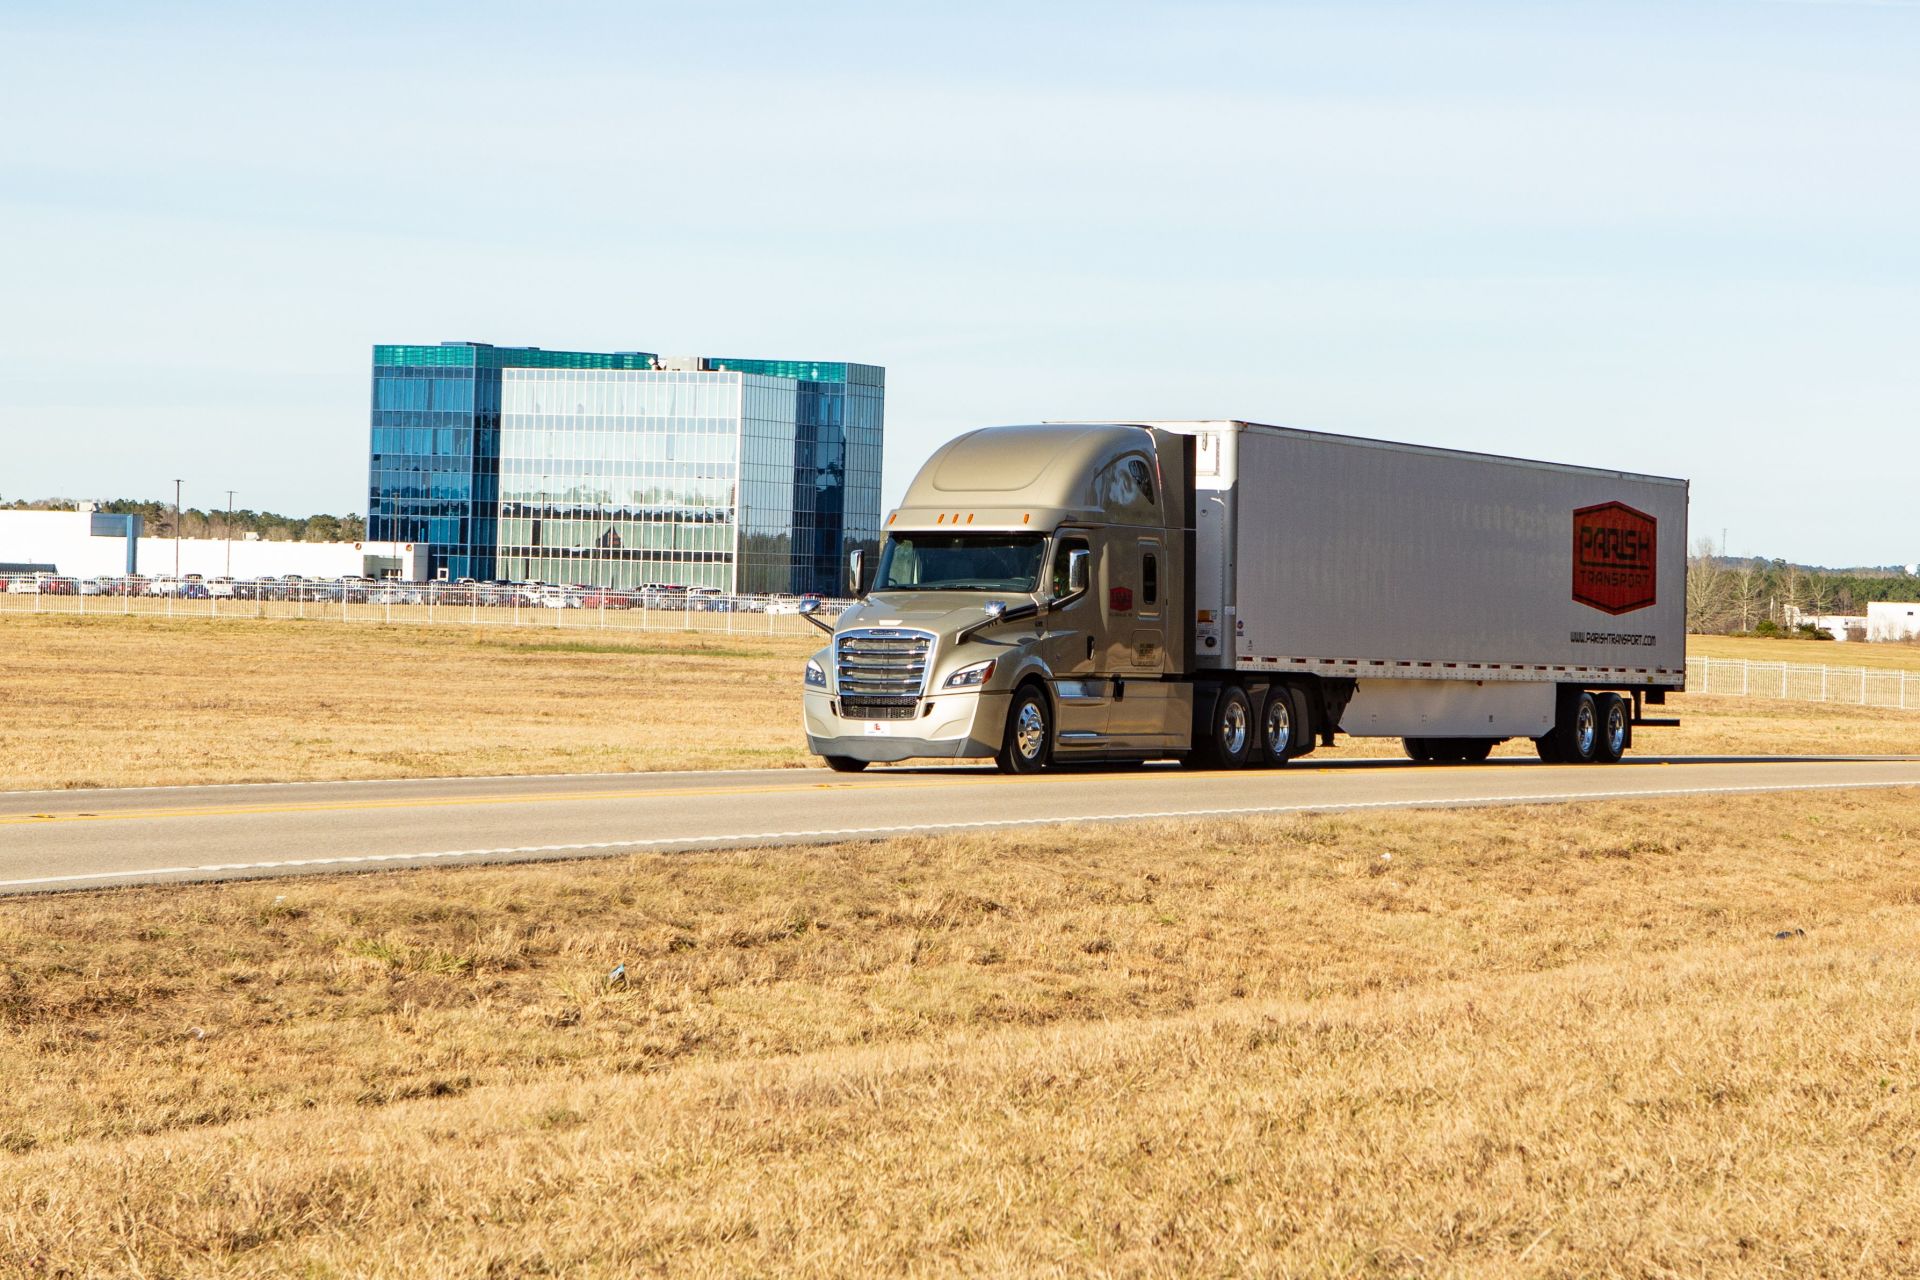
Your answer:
[3,755,1919,895]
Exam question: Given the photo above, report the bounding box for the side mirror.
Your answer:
[1066,547,1090,597]
[847,548,866,598]
[798,597,821,615]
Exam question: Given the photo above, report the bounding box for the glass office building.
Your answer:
[368,342,883,593]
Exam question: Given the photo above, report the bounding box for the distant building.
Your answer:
[1868,601,1920,642]
[366,342,884,593]
[0,507,419,579]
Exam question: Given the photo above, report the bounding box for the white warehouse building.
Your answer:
[0,508,421,581]
[1868,600,1920,642]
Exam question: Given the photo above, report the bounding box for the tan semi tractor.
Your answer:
[801,421,1688,773]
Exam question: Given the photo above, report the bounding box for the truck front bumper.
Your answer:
[804,689,1008,763]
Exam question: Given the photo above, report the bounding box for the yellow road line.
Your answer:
[0,771,1088,826]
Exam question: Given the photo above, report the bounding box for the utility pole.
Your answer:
[174,478,183,579]
[226,489,236,577]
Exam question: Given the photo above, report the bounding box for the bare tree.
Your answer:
[1804,572,1833,618]
[1732,559,1764,633]
[1780,562,1804,623]
[1687,537,1734,633]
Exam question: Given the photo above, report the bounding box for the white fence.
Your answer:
[0,574,844,639]
[7,577,1917,697]
[1687,655,1918,711]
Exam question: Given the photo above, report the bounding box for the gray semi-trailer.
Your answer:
[801,421,1687,773]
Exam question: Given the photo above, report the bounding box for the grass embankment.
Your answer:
[1692,632,1920,671]
[0,615,822,789]
[4,788,1920,1273]
[0,617,1912,792]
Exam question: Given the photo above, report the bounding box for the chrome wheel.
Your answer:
[1264,698,1291,755]
[1221,698,1249,758]
[1574,698,1597,759]
[1015,700,1047,761]
[1605,701,1627,757]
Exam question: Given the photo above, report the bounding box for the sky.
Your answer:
[1,0,1915,566]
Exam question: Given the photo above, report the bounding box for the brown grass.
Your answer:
[1,615,1913,792]
[1692,631,1920,672]
[5,788,1920,1274]
[0,614,823,789]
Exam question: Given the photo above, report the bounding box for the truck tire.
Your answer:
[1593,693,1628,764]
[1555,691,1601,764]
[1453,739,1495,764]
[823,755,869,773]
[996,685,1052,775]
[1201,685,1255,769]
[1404,737,1435,763]
[1534,735,1566,763]
[1260,685,1307,766]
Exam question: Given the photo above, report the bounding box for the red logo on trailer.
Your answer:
[1572,502,1657,614]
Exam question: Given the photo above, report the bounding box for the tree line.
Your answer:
[1686,540,1920,636]
[1,497,368,545]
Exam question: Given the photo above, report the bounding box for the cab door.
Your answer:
[1106,535,1181,744]
[1036,531,1110,747]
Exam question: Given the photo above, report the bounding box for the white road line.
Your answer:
[3,777,1915,891]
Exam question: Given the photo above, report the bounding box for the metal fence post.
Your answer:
[1821,666,1827,701]
[1741,660,1748,696]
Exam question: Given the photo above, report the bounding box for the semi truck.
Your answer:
[801,421,1687,773]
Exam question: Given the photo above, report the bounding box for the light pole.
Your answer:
[173,479,183,580]
[225,489,236,577]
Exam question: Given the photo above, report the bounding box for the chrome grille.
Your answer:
[839,699,919,721]
[836,628,935,701]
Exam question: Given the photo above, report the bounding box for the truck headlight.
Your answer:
[805,658,827,688]
[943,659,996,689]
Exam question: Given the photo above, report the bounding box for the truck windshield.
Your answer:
[874,533,1047,592]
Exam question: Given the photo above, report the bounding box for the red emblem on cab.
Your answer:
[1572,502,1657,615]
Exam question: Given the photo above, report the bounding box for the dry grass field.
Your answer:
[0,614,824,789]
[1692,631,1920,672]
[4,787,1920,1274]
[0,616,1914,792]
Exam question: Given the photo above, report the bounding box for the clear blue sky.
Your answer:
[2,0,1915,565]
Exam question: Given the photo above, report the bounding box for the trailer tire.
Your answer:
[822,755,869,773]
[1454,739,1495,764]
[1260,685,1306,766]
[1201,685,1256,769]
[1593,693,1628,764]
[1556,691,1601,764]
[1534,734,1566,763]
[1404,738,1435,763]
[996,684,1053,775]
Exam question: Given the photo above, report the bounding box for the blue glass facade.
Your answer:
[369,343,883,591]
[707,359,885,594]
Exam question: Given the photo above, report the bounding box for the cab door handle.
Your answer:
[1086,636,1096,661]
